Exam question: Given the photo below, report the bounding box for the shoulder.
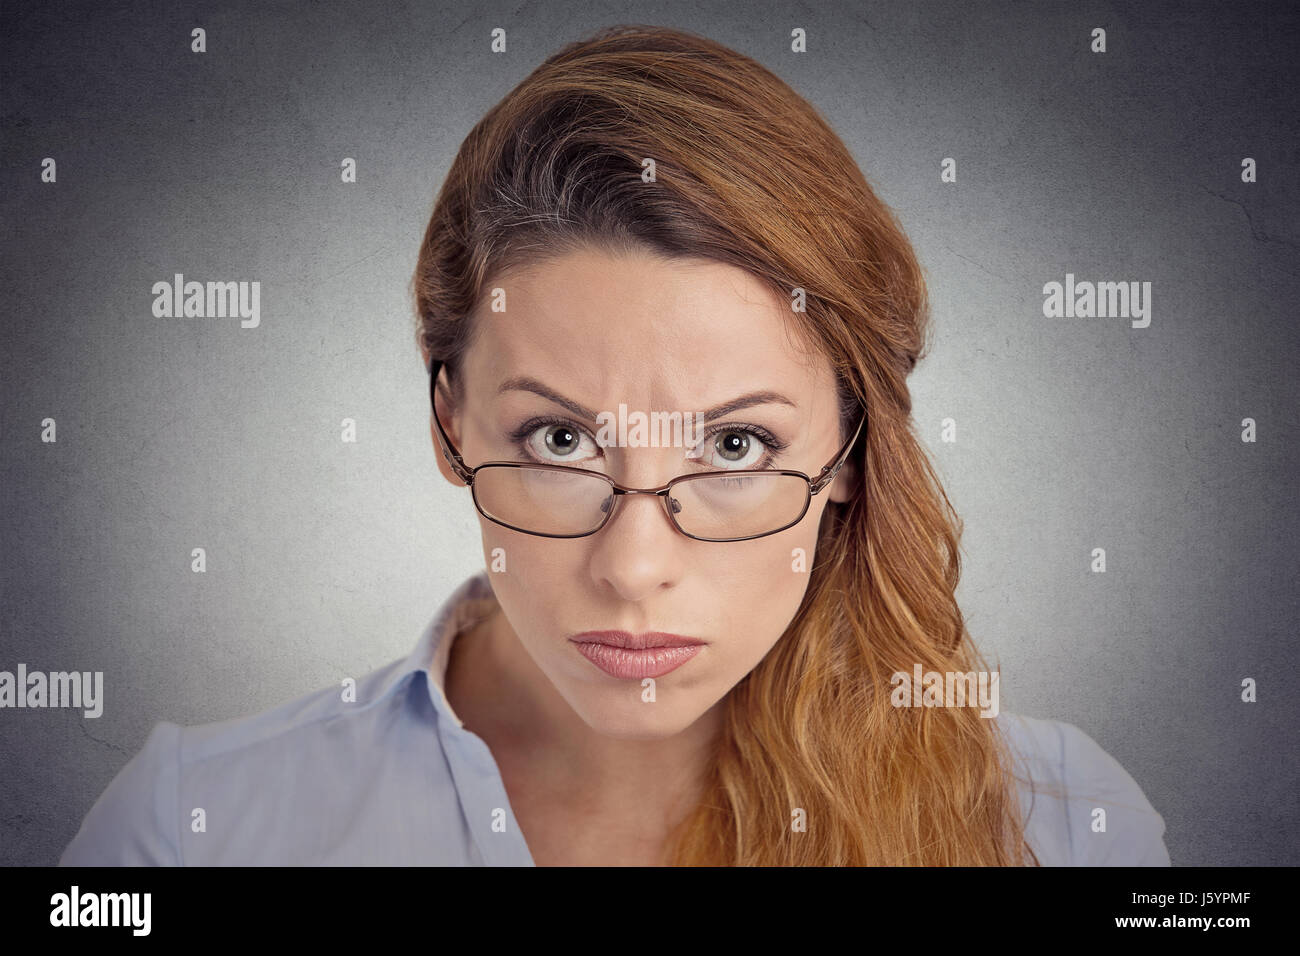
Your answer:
[58,720,183,865]
[994,712,1171,866]
[59,655,438,866]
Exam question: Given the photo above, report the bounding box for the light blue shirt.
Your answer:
[59,572,1171,866]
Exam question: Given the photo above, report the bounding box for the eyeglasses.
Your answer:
[427,358,865,542]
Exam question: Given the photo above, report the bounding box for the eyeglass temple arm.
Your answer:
[809,411,866,495]
[428,358,475,484]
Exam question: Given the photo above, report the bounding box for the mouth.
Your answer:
[568,630,706,680]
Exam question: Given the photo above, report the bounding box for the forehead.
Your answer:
[463,246,836,404]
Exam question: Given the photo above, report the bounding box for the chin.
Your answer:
[568,694,709,740]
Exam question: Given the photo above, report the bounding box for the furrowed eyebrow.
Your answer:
[496,376,798,423]
[497,377,598,422]
[698,392,797,421]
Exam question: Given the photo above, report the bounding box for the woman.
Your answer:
[60,24,1168,866]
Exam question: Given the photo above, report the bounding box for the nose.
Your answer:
[587,490,686,601]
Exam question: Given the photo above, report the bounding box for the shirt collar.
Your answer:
[387,570,499,729]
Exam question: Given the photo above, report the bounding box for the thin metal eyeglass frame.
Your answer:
[427,358,866,542]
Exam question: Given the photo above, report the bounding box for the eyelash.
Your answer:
[506,414,790,468]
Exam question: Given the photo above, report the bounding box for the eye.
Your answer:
[688,427,772,470]
[516,418,601,465]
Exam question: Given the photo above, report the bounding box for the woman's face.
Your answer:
[432,245,855,740]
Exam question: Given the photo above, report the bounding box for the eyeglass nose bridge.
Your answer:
[599,484,684,518]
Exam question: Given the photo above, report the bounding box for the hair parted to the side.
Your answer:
[411,23,1039,865]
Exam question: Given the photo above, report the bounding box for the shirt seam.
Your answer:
[175,668,419,769]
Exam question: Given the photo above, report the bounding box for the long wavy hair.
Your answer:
[411,24,1037,865]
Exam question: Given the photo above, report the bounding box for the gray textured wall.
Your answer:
[2,0,1296,866]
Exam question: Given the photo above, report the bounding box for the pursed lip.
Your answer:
[569,630,706,649]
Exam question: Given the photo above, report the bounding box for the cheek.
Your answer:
[705,534,816,651]
[481,524,557,575]
[478,523,585,617]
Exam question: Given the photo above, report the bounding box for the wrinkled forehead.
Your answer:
[461,248,837,413]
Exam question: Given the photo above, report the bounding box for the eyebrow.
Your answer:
[496,376,798,422]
